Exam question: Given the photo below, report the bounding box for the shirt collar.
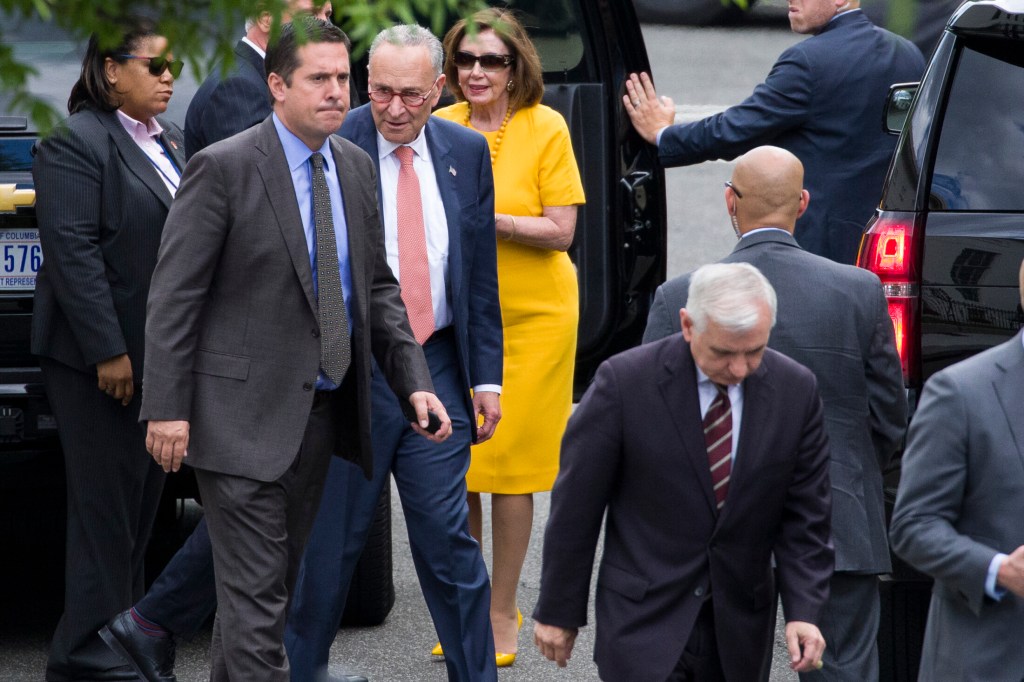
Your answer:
[241,36,266,59]
[741,226,790,240]
[273,113,333,172]
[828,7,861,25]
[116,109,164,143]
[377,126,430,163]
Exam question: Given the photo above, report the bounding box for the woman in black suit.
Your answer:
[31,16,185,681]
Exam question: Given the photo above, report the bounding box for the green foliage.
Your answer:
[0,0,486,132]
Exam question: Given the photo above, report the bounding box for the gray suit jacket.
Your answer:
[644,229,907,572]
[141,117,432,482]
[890,333,1024,681]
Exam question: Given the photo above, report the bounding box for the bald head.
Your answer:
[725,146,809,236]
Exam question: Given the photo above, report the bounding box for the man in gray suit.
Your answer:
[139,20,449,682]
[890,259,1024,681]
[644,146,907,680]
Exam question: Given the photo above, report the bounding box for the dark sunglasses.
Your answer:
[117,54,184,78]
[451,51,514,72]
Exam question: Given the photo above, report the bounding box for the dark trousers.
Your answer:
[196,391,336,682]
[285,333,496,681]
[135,512,215,639]
[667,600,727,682]
[41,358,165,682]
[799,572,880,682]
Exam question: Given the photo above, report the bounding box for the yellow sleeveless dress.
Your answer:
[434,102,585,493]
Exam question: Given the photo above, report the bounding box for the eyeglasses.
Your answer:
[117,54,183,78]
[451,51,514,72]
[367,77,440,107]
[724,181,743,198]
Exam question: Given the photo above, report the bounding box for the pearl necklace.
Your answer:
[465,105,513,166]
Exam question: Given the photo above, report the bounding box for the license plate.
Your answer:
[1,229,42,291]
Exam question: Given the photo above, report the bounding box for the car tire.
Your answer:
[340,484,395,627]
[633,0,751,25]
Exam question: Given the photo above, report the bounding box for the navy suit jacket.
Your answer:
[184,40,269,160]
[658,10,924,263]
[339,105,503,439]
[535,337,832,681]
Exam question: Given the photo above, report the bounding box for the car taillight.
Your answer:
[857,211,921,386]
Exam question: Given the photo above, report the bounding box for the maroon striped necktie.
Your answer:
[703,383,732,510]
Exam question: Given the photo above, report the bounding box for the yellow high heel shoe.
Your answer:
[431,608,523,664]
[494,608,523,668]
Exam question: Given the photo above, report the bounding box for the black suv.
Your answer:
[857,0,1024,678]
[1,0,665,624]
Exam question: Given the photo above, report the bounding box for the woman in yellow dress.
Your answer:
[435,7,585,666]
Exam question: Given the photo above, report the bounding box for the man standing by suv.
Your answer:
[624,0,924,264]
[644,147,908,682]
[890,259,1024,681]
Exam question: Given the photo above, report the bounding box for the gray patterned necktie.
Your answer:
[310,152,351,385]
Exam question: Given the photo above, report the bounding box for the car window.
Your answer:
[507,0,585,77]
[929,41,1024,211]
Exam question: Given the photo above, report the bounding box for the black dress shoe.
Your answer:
[98,610,176,682]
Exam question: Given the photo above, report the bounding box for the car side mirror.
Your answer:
[884,83,919,134]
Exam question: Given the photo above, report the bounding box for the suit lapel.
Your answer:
[658,342,718,514]
[332,135,369,327]
[97,110,174,210]
[425,119,462,310]
[993,335,1024,470]
[157,124,186,177]
[254,119,318,316]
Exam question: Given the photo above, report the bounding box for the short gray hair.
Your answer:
[369,24,444,75]
[687,263,777,333]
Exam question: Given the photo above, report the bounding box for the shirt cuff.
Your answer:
[655,126,670,147]
[472,384,502,395]
[986,553,1008,600]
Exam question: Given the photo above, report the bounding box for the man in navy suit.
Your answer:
[624,0,924,264]
[284,25,503,682]
[184,0,333,159]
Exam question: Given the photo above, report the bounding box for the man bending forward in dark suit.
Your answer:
[644,146,907,682]
[534,262,833,681]
[139,19,449,682]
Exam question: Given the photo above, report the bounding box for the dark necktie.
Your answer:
[703,383,732,510]
[309,151,351,385]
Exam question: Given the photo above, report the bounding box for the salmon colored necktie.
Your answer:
[394,145,434,344]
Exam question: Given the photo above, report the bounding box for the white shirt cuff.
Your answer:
[655,126,670,147]
[986,553,1008,600]
[473,384,501,395]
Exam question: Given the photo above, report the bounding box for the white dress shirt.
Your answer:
[116,109,180,196]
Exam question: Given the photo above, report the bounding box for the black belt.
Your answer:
[423,325,453,346]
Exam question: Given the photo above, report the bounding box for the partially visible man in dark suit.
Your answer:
[644,146,908,681]
[624,0,924,264]
[285,24,502,682]
[890,260,1024,681]
[533,262,833,681]
[184,0,332,159]
[138,20,449,682]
